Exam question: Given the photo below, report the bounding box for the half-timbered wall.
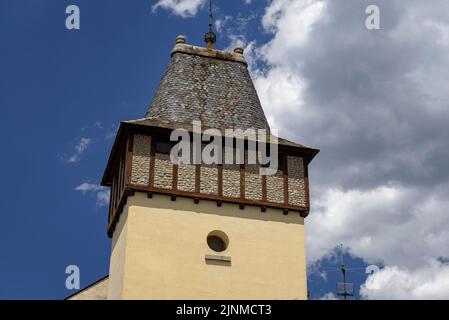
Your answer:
[108,138,128,231]
[108,132,310,236]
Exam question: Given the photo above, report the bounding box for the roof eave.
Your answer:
[171,43,247,66]
[101,121,320,187]
[101,123,126,187]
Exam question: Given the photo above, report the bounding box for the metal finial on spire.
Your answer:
[209,0,213,31]
[204,0,217,48]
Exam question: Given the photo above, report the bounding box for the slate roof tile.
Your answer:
[145,45,270,131]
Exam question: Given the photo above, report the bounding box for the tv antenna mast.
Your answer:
[311,244,368,300]
[336,244,354,300]
[204,0,217,48]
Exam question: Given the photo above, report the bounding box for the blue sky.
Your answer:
[0,0,364,300]
[1,0,448,300]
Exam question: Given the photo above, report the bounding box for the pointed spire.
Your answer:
[204,0,217,49]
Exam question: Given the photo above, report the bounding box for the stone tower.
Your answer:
[100,36,319,300]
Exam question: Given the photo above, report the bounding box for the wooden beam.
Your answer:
[262,174,267,202]
[283,154,289,205]
[172,164,179,191]
[107,185,309,237]
[149,137,156,189]
[129,185,308,212]
[240,164,245,199]
[195,164,201,193]
[304,163,310,209]
[125,133,134,186]
[171,162,178,201]
[218,164,223,197]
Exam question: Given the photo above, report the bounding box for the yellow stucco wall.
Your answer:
[107,208,128,300]
[108,192,307,300]
[68,277,109,300]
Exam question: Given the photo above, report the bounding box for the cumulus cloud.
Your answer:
[96,189,111,207]
[307,185,449,269]
[320,292,339,300]
[215,13,259,68]
[152,0,206,18]
[65,138,91,163]
[75,183,110,207]
[361,260,449,300]
[250,0,449,298]
[215,15,233,33]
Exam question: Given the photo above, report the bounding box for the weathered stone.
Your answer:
[245,164,262,201]
[288,156,306,207]
[200,165,218,195]
[178,164,196,193]
[154,153,173,189]
[266,170,284,204]
[131,135,151,186]
[223,164,240,198]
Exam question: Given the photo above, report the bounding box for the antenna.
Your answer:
[336,244,354,300]
[209,0,213,32]
[204,0,217,48]
[310,243,366,300]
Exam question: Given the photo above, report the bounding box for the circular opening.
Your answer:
[207,231,229,252]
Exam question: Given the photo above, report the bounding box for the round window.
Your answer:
[207,231,229,252]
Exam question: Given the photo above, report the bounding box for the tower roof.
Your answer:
[145,37,270,131]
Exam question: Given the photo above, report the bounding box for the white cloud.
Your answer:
[226,34,246,50]
[215,13,258,68]
[306,185,449,269]
[320,292,338,300]
[253,66,305,132]
[93,121,103,129]
[215,15,232,33]
[75,183,103,194]
[66,138,91,163]
[152,0,206,18]
[75,183,110,207]
[96,189,111,207]
[361,260,449,300]
[105,124,119,140]
[249,0,449,299]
